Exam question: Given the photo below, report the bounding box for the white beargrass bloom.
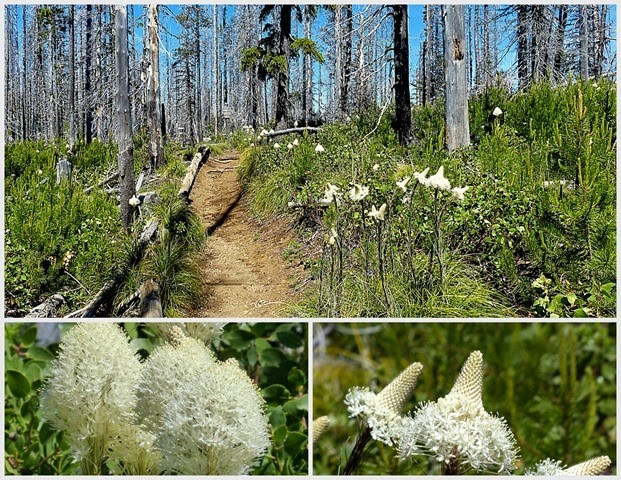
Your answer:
[368,203,387,221]
[129,195,141,206]
[349,184,369,201]
[394,351,518,474]
[315,144,325,153]
[312,416,330,445]
[260,129,269,136]
[526,455,611,476]
[293,138,299,146]
[427,166,452,191]
[492,107,503,117]
[269,129,275,134]
[107,423,162,475]
[136,331,270,475]
[344,363,422,446]
[287,142,294,149]
[451,186,470,201]
[149,322,227,345]
[40,323,144,470]
[273,143,280,149]
[328,227,338,245]
[372,163,380,171]
[320,183,340,205]
[396,176,411,193]
[413,167,430,186]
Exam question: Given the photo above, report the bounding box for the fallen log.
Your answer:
[139,279,163,317]
[178,145,210,198]
[26,294,64,318]
[264,127,322,138]
[84,171,119,193]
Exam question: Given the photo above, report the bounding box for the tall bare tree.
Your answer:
[146,5,164,168]
[114,6,136,229]
[443,5,470,152]
[392,5,411,146]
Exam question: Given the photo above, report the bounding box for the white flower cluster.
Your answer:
[399,165,470,202]
[149,322,228,344]
[344,351,519,474]
[40,323,144,469]
[137,332,270,475]
[40,323,270,475]
[526,455,611,476]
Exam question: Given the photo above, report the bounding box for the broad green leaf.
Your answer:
[21,326,38,346]
[287,367,306,388]
[222,329,256,350]
[262,384,291,402]
[276,330,303,348]
[272,424,287,445]
[269,406,287,428]
[284,431,307,456]
[259,347,287,367]
[6,370,31,398]
[26,347,54,362]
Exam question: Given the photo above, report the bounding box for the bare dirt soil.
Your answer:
[187,151,305,317]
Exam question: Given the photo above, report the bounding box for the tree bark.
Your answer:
[146,5,164,168]
[392,5,411,146]
[443,5,470,152]
[114,6,136,230]
[517,5,528,89]
[68,5,76,147]
[275,5,292,128]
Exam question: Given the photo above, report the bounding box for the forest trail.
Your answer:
[187,150,302,317]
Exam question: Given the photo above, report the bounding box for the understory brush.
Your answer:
[5,140,205,316]
[240,79,615,317]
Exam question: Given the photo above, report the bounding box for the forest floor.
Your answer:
[187,150,304,317]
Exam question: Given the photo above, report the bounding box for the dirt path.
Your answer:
[187,151,303,317]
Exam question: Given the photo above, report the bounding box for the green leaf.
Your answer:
[26,347,54,362]
[262,384,291,402]
[284,431,307,456]
[276,330,303,348]
[22,362,42,383]
[283,395,308,415]
[6,370,31,398]
[259,347,287,367]
[21,326,38,346]
[287,367,306,388]
[254,338,271,355]
[269,406,287,428]
[272,424,287,445]
[222,329,256,350]
[132,338,156,355]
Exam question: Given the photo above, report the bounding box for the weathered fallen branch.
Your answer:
[66,144,208,318]
[139,279,163,317]
[178,145,210,198]
[264,127,322,138]
[84,171,119,193]
[26,294,64,318]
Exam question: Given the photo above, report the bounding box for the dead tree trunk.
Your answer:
[114,6,136,229]
[443,5,470,152]
[392,5,412,146]
[178,145,211,198]
[146,5,164,169]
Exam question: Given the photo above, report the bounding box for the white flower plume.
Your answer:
[427,166,452,191]
[349,184,369,201]
[40,323,144,467]
[396,176,411,193]
[526,455,611,476]
[451,185,470,201]
[136,332,270,475]
[413,167,430,186]
[315,144,325,153]
[312,416,330,445]
[320,183,340,205]
[394,351,518,474]
[368,203,387,221]
[345,362,422,446]
[149,322,227,345]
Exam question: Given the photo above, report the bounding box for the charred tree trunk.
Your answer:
[275,5,292,128]
[517,5,529,89]
[392,5,411,146]
[114,6,136,230]
[68,6,76,147]
[85,5,93,144]
[443,5,470,152]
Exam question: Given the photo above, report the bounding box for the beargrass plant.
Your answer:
[331,350,610,475]
[39,322,271,475]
